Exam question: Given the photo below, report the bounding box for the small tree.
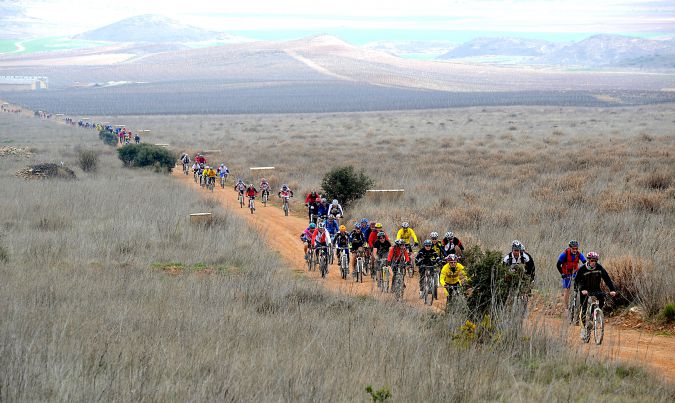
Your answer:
[117,144,176,173]
[98,130,118,146]
[321,165,374,207]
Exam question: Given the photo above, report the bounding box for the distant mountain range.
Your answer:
[437,34,675,68]
[73,14,248,43]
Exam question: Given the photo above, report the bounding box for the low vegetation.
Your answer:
[121,106,674,317]
[77,148,98,172]
[0,110,673,400]
[321,165,374,207]
[117,143,176,173]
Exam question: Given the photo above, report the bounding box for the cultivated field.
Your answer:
[0,107,673,400]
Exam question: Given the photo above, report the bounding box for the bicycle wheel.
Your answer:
[567,293,578,324]
[581,308,591,343]
[341,254,348,279]
[250,201,254,214]
[593,308,604,345]
[239,195,244,208]
[307,252,313,271]
[394,272,404,301]
[383,268,390,293]
[356,260,363,283]
[320,255,328,278]
[284,201,289,216]
[424,278,433,305]
[263,193,268,207]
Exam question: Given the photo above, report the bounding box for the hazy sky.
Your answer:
[2,0,674,39]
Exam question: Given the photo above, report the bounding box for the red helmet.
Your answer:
[586,251,599,261]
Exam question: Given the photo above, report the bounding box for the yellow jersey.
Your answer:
[396,228,418,244]
[440,262,468,287]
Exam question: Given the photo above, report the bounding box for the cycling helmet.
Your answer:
[375,223,383,229]
[248,184,254,187]
[401,222,409,228]
[377,231,386,238]
[569,240,579,248]
[282,184,288,189]
[328,215,335,220]
[395,239,404,246]
[361,218,369,224]
[354,223,361,229]
[446,254,457,263]
[309,223,317,229]
[332,199,338,205]
[220,164,224,167]
[261,178,266,182]
[512,240,522,251]
[423,239,432,247]
[587,251,599,261]
[445,231,454,239]
[318,222,326,229]
[430,232,439,239]
[205,165,210,169]
[339,225,346,231]
[321,198,327,203]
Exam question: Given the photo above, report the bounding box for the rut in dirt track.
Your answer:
[173,168,675,382]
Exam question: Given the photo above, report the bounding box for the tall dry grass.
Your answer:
[115,105,675,312]
[1,112,674,400]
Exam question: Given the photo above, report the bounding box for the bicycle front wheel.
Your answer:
[594,308,604,345]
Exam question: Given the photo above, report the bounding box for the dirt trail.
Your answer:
[172,169,674,382]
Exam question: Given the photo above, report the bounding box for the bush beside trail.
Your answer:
[321,165,374,207]
[117,144,176,173]
[98,129,118,146]
[77,149,98,173]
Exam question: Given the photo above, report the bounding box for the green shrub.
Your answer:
[98,130,118,146]
[77,149,98,172]
[464,245,531,319]
[0,244,8,263]
[321,165,374,207]
[117,144,176,173]
[658,303,675,323]
[365,385,391,402]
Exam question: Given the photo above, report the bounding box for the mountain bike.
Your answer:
[207,177,215,192]
[248,196,256,214]
[420,265,438,305]
[405,244,415,277]
[316,246,329,279]
[280,194,292,216]
[376,258,389,293]
[391,262,406,301]
[581,292,609,345]
[261,189,269,207]
[337,247,350,280]
[238,192,244,208]
[220,176,226,189]
[193,170,199,183]
[307,245,316,272]
[354,249,365,283]
[182,162,189,175]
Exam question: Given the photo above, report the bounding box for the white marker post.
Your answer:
[366,189,405,202]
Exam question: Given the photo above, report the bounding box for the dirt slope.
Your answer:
[173,169,675,382]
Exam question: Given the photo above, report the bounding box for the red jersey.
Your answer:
[368,231,389,248]
[387,246,410,264]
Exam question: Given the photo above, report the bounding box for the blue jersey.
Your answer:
[317,203,330,217]
[325,220,339,236]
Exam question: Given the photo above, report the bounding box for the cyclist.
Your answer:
[260,178,271,202]
[325,215,340,240]
[180,153,190,171]
[191,162,200,179]
[442,231,464,258]
[368,223,388,248]
[311,222,332,264]
[217,164,229,182]
[387,239,410,289]
[574,252,617,325]
[207,166,217,186]
[557,240,586,311]
[415,239,442,298]
[396,222,419,253]
[334,225,351,265]
[301,222,317,261]
[349,223,367,274]
[316,198,330,220]
[201,165,211,187]
[134,133,140,144]
[359,218,369,236]
[329,199,344,219]
[278,184,294,209]
[305,189,321,222]
[372,231,392,271]
[440,254,469,300]
[503,240,531,270]
[195,153,206,165]
[429,232,443,257]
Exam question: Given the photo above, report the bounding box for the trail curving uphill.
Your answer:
[172,168,674,382]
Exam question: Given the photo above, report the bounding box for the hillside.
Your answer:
[438,37,562,58]
[73,14,237,43]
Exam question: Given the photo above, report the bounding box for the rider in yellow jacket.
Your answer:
[439,254,468,290]
[395,222,418,250]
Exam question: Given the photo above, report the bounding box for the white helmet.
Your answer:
[332,199,338,205]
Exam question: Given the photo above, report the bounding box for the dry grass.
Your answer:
[0,111,673,401]
[115,105,674,312]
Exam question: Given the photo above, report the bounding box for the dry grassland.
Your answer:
[0,110,673,401]
[118,105,675,314]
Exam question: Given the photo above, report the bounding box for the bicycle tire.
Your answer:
[581,307,592,343]
[356,259,363,283]
[594,308,604,345]
[284,201,289,216]
[320,255,328,278]
[567,293,578,324]
[341,254,349,279]
[424,278,433,305]
[307,252,313,271]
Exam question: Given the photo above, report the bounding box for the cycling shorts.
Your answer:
[561,272,577,289]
